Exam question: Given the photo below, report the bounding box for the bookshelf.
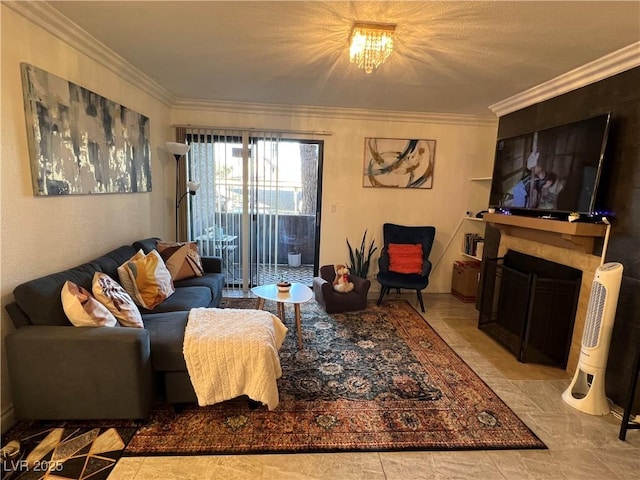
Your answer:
[462,176,491,260]
[461,217,485,261]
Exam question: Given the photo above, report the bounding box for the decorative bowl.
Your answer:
[276,281,291,293]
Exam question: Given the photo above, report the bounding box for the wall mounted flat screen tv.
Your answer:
[489,113,611,216]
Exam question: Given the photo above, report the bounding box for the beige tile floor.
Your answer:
[109,293,639,480]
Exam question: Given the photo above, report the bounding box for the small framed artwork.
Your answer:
[363,137,436,188]
[20,63,151,196]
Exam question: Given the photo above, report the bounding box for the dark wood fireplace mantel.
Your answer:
[483,213,607,254]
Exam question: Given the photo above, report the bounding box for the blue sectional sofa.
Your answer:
[4,238,225,420]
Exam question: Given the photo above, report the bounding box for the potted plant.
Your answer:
[288,245,301,267]
[347,230,377,278]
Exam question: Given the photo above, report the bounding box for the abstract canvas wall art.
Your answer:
[20,63,151,195]
[363,137,436,189]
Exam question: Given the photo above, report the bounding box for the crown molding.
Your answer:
[172,98,498,127]
[490,42,640,117]
[8,1,497,126]
[6,1,175,106]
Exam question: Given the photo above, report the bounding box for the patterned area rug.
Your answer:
[124,299,545,455]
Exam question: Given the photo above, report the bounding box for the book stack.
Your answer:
[463,233,484,258]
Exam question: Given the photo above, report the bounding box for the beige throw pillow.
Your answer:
[156,241,204,281]
[61,280,117,327]
[123,249,175,309]
[92,272,143,328]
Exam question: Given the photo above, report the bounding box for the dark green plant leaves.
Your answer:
[346,230,377,278]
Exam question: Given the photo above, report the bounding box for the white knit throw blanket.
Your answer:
[183,307,288,410]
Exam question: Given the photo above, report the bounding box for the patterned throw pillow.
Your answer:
[61,280,117,327]
[156,241,204,281]
[92,272,143,328]
[118,249,145,297]
[123,249,175,309]
[388,243,424,275]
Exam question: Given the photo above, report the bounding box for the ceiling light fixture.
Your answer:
[349,22,396,74]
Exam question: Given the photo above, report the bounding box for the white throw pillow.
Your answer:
[61,280,117,327]
[92,272,143,328]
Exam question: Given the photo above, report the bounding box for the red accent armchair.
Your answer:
[313,265,371,314]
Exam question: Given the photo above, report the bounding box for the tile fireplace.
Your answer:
[483,213,606,373]
[479,250,582,368]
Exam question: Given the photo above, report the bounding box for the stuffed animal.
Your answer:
[333,264,354,293]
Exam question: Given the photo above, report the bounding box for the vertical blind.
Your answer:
[185,128,283,289]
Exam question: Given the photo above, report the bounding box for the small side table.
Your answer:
[251,283,313,349]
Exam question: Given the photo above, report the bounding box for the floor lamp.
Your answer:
[166,141,191,241]
[177,180,201,231]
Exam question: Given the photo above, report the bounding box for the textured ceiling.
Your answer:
[49,1,640,115]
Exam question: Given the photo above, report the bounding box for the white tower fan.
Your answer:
[562,218,623,415]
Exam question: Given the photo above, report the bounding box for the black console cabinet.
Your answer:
[478,251,581,368]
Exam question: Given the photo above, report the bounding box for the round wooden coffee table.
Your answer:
[251,283,313,348]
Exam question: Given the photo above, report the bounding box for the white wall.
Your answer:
[171,103,497,292]
[0,6,172,430]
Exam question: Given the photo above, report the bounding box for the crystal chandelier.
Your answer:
[349,22,396,74]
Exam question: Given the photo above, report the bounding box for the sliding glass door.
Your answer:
[186,129,322,290]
